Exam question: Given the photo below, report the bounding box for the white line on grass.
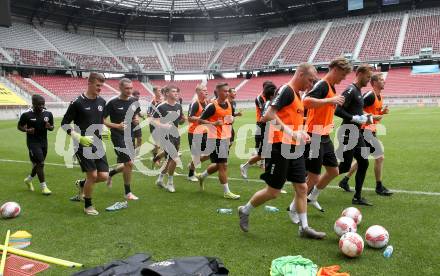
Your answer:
[1,158,440,197]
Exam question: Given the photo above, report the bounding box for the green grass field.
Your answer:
[1,107,440,275]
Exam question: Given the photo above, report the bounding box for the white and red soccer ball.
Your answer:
[339,232,364,258]
[334,216,357,237]
[341,207,362,225]
[0,202,21,219]
[365,225,389,248]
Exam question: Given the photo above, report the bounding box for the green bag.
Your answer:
[270,255,318,276]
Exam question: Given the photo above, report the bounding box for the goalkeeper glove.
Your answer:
[71,132,94,147]
[101,126,110,140]
[351,115,368,125]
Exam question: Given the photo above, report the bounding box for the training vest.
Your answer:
[207,100,233,139]
[269,84,304,145]
[362,92,383,133]
[305,80,336,135]
[188,99,208,134]
[255,94,266,122]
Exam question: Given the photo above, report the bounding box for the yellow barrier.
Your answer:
[0,84,27,106]
[0,244,83,268]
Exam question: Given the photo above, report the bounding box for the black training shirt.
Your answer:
[18,108,54,145]
[153,102,184,127]
[335,83,364,125]
[104,96,141,136]
[61,94,106,136]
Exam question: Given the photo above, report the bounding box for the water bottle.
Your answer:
[383,245,393,258]
[264,205,279,212]
[217,208,232,214]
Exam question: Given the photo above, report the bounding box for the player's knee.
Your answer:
[265,187,280,199]
[328,167,339,178]
[87,172,98,182]
[97,172,108,182]
[307,173,319,183]
[376,155,384,162]
[295,183,308,197]
[125,161,134,169]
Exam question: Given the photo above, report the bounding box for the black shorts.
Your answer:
[188,132,208,154]
[162,136,180,159]
[133,128,142,138]
[362,130,384,158]
[75,147,109,173]
[260,143,306,189]
[111,135,135,163]
[337,127,368,174]
[304,135,338,174]
[230,128,235,144]
[28,143,47,164]
[209,139,230,164]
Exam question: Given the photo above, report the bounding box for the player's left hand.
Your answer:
[373,115,383,121]
[382,106,389,114]
[132,117,140,125]
[45,122,52,129]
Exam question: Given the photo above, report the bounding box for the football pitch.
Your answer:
[0,106,439,275]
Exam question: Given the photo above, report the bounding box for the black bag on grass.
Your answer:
[72,254,229,276]
[72,253,154,276]
[142,256,229,276]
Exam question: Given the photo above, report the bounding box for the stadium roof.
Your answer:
[92,0,255,12]
[10,0,440,33]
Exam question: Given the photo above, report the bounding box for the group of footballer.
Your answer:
[17,57,392,239]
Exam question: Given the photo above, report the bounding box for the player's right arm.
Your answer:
[17,112,34,134]
[303,81,344,108]
[60,100,93,146]
[187,102,200,123]
[103,100,125,130]
[198,103,222,126]
[262,86,309,142]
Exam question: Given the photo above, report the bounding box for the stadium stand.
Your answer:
[358,13,403,61]
[31,76,118,102]
[0,23,64,67]
[100,38,140,72]
[213,37,257,71]
[38,27,123,71]
[7,74,50,100]
[401,9,440,57]
[237,74,291,100]
[314,17,365,63]
[149,78,245,101]
[105,79,151,98]
[125,40,163,72]
[382,68,440,96]
[150,80,201,101]
[279,22,326,66]
[161,41,220,72]
[0,52,8,63]
[244,28,288,70]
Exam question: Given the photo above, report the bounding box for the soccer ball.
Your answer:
[0,202,21,219]
[334,216,357,237]
[341,207,362,225]
[365,225,389,248]
[339,232,364,258]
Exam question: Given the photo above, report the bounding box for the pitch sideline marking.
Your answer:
[1,158,440,197]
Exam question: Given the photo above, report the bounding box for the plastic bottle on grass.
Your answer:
[264,206,279,212]
[217,208,232,214]
[383,245,393,258]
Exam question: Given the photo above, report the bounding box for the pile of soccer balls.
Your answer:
[1,201,21,219]
[334,207,390,258]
